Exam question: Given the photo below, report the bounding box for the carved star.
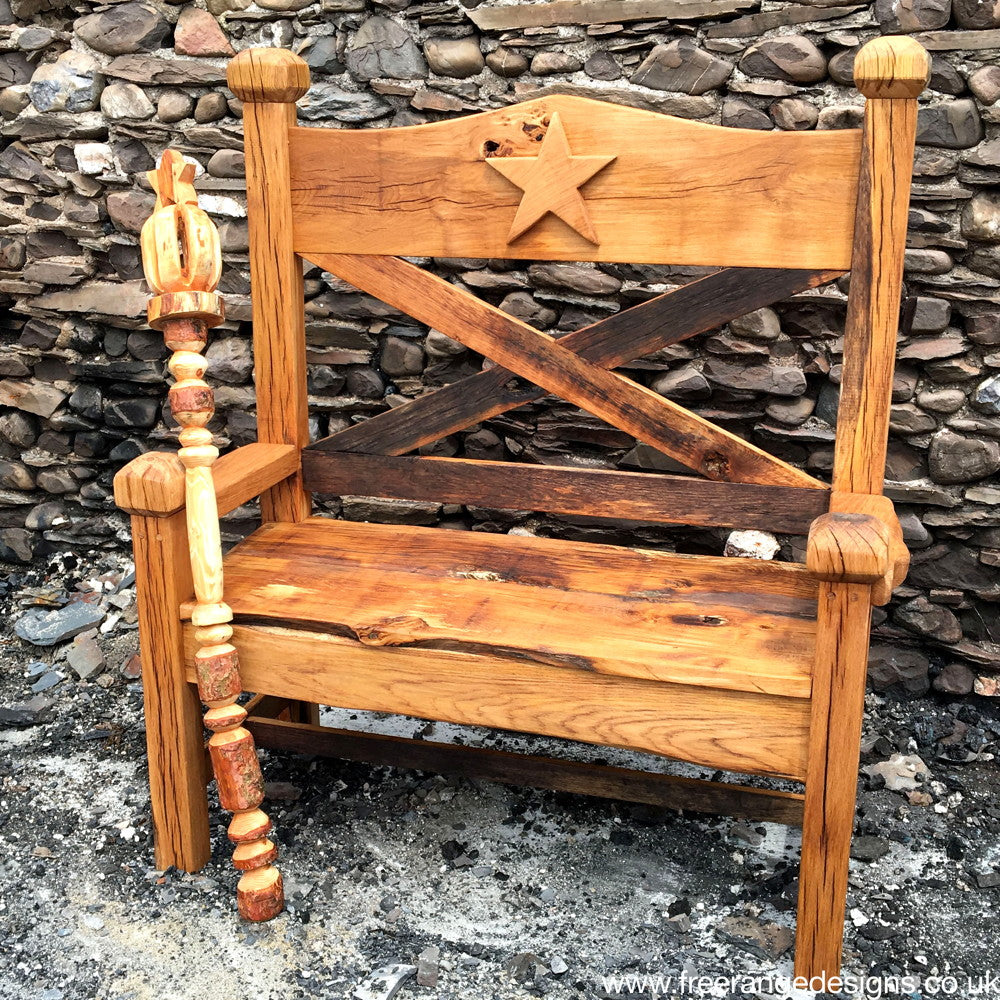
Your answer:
[487,112,615,245]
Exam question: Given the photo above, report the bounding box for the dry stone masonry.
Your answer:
[1,0,999,697]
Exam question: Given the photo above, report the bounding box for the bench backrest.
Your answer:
[226,39,929,532]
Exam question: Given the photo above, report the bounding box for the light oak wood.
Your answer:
[114,443,299,519]
[312,252,824,490]
[795,581,874,978]
[246,716,806,826]
[309,265,842,460]
[123,37,926,974]
[227,50,311,524]
[180,516,819,699]
[131,511,210,873]
[486,111,615,243]
[829,491,909,604]
[806,513,891,585]
[302,453,830,533]
[186,622,810,780]
[135,150,283,922]
[289,96,862,268]
[834,45,927,497]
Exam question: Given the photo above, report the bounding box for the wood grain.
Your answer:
[795,582,874,978]
[829,491,909,604]
[309,265,841,459]
[312,252,823,489]
[289,96,861,268]
[302,453,830,534]
[180,517,819,699]
[114,443,299,518]
[238,88,311,523]
[246,717,806,826]
[131,511,210,872]
[187,623,811,780]
[832,89,921,496]
[806,513,891,585]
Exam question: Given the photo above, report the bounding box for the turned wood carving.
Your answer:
[140,150,284,922]
[486,111,615,243]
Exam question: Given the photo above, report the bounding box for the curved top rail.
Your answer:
[287,94,863,268]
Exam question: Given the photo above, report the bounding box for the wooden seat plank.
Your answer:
[180,518,818,698]
[184,622,811,780]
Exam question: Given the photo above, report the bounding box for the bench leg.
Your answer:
[132,512,211,872]
[795,581,873,981]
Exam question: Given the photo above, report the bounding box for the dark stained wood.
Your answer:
[310,252,824,489]
[309,265,842,459]
[245,716,806,826]
[302,453,830,534]
[181,517,819,699]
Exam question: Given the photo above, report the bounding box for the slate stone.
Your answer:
[67,636,106,679]
[721,97,772,130]
[953,0,1000,28]
[934,661,976,695]
[104,55,226,86]
[304,36,345,75]
[346,17,426,81]
[868,644,931,696]
[75,3,170,56]
[962,191,1000,243]
[528,263,622,295]
[875,0,951,32]
[0,51,33,87]
[738,36,826,84]
[424,37,484,78]
[895,597,963,643]
[630,39,733,95]
[0,695,53,727]
[298,84,392,123]
[703,359,806,396]
[584,50,621,81]
[917,99,984,149]
[15,602,106,646]
[29,51,103,113]
[929,429,1000,484]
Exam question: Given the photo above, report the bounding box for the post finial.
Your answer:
[853,36,930,100]
[227,48,310,104]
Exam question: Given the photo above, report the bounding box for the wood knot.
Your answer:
[355,614,431,646]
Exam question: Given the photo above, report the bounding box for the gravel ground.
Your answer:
[2,548,999,1000]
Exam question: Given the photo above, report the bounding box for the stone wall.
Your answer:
[1,0,998,695]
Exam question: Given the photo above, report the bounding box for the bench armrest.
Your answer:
[114,442,300,518]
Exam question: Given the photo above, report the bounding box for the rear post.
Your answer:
[227,49,320,725]
[796,36,929,981]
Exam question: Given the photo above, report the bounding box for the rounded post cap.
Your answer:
[227,48,310,103]
[854,36,930,99]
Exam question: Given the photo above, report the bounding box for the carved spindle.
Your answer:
[140,150,284,922]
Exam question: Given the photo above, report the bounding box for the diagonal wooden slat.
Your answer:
[308,252,827,489]
[309,265,841,459]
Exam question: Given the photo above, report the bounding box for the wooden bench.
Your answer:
[114,36,929,975]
